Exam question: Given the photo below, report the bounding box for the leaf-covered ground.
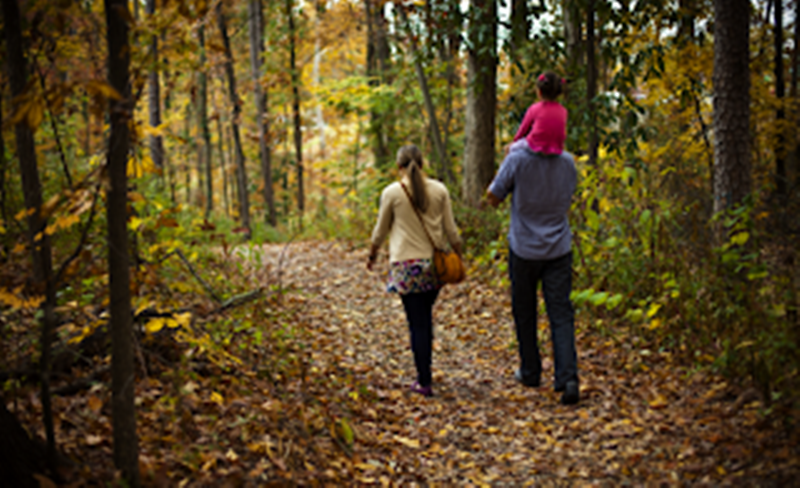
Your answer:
[14,241,800,486]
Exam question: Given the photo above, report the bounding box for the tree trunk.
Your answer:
[213,84,231,217]
[249,0,276,226]
[365,0,392,171]
[586,0,599,168]
[441,0,461,186]
[510,0,529,62]
[146,0,164,172]
[0,400,45,488]
[792,1,800,186]
[564,0,583,71]
[462,0,497,207]
[774,0,786,202]
[398,4,449,182]
[712,0,751,220]
[198,24,213,218]
[104,0,140,485]
[0,79,7,228]
[218,2,251,237]
[3,0,58,475]
[286,0,304,215]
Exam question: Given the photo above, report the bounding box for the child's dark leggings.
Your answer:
[400,289,440,387]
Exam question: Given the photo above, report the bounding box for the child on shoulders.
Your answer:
[509,71,567,157]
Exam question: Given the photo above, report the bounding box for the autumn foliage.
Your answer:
[0,0,798,486]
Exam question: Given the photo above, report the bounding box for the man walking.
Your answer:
[485,143,579,405]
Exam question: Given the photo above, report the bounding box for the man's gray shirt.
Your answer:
[488,145,577,260]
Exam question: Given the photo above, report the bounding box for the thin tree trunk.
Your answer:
[441,0,460,186]
[104,0,140,485]
[774,0,786,202]
[146,0,164,172]
[712,0,751,219]
[564,0,583,71]
[586,0,598,168]
[792,1,799,186]
[510,0,530,63]
[249,0,276,226]
[218,2,251,237]
[3,0,58,475]
[398,4,449,182]
[365,0,391,170]
[286,0,304,215]
[213,81,231,217]
[0,80,7,227]
[463,0,497,206]
[198,24,213,218]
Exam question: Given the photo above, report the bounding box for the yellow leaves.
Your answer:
[0,286,44,311]
[128,154,159,178]
[9,89,45,131]
[393,435,420,449]
[45,213,80,236]
[84,80,122,101]
[210,391,224,406]
[648,394,669,410]
[143,312,192,334]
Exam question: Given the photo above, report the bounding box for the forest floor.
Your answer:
[13,241,800,486]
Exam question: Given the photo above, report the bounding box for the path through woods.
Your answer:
[12,241,798,486]
[239,241,798,485]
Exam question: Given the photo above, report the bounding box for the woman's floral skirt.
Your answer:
[386,258,440,295]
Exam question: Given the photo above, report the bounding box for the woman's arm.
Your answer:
[442,190,462,255]
[368,188,394,269]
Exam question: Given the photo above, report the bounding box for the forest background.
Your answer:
[0,0,798,485]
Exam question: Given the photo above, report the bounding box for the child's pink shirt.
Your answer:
[513,100,567,155]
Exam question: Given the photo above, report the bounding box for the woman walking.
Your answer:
[367,145,462,397]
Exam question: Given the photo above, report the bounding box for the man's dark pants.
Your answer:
[509,248,578,390]
[400,289,440,387]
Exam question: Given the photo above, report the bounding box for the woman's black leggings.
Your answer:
[400,289,440,387]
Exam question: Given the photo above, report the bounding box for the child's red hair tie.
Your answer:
[538,74,546,82]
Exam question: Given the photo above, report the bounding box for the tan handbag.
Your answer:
[400,183,465,284]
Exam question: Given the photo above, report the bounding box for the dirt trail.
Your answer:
[252,240,797,486]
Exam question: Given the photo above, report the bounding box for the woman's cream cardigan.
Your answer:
[370,176,462,263]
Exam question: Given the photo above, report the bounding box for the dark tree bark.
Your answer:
[104,0,141,485]
[3,0,58,474]
[249,0,276,226]
[586,0,599,168]
[440,0,461,186]
[146,0,164,172]
[563,0,583,71]
[365,0,392,170]
[286,0,304,215]
[462,0,497,206]
[398,4,449,182]
[197,24,213,218]
[218,1,251,237]
[510,0,529,61]
[0,79,7,228]
[774,0,786,202]
[0,399,45,487]
[213,82,231,217]
[712,0,751,219]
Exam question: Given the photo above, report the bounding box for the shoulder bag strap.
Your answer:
[399,182,437,249]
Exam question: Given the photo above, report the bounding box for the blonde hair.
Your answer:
[397,145,428,212]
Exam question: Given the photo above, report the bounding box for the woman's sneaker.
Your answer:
[411,381,433,397]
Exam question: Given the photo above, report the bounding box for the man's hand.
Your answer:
[484,191,502,209]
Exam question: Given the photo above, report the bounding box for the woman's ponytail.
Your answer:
[397,145,429,212]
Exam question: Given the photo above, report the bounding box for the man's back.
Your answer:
[488,146,577,260]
